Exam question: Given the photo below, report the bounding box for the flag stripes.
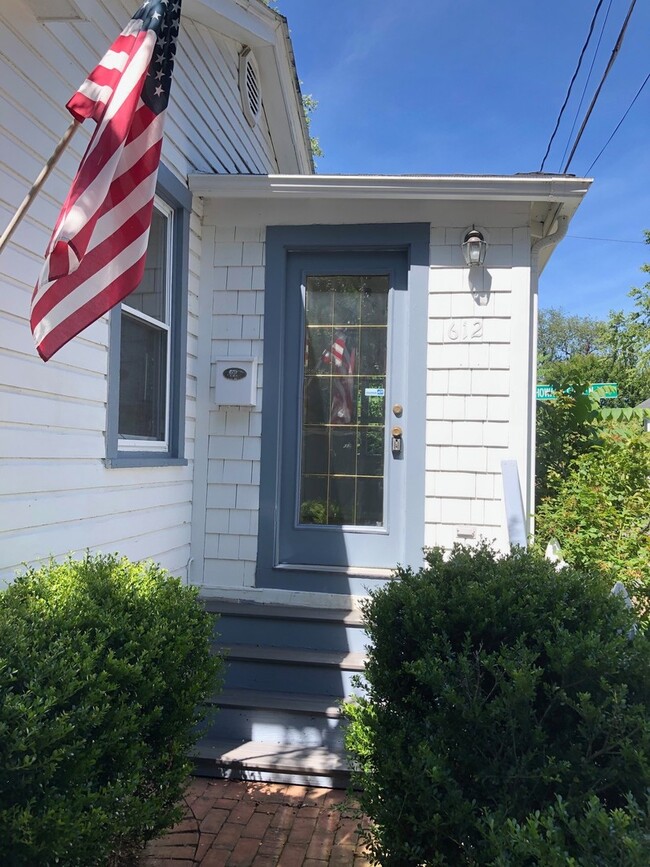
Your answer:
[30,1,181,361]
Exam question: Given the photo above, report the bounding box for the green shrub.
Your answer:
[344,545,650,865]
[0,553,222,866]
[535,427,650,616]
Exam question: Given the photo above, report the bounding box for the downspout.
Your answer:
[528,213,569,537]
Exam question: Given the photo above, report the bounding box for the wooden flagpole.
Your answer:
[0,118,80,255]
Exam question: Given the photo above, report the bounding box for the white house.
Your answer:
[0,0,591,784]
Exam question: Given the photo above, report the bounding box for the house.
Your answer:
[0,0,591,785]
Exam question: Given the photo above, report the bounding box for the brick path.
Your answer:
[140,777,372,866]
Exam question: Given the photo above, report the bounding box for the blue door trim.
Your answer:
[258,223,430,593]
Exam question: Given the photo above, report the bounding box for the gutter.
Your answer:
[528,213,570,538]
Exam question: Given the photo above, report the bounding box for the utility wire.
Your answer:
[585,72,650,173]
[568,234,647,244]
[539,0,607,172]
[559,0,614,171]
[563,0,638,173]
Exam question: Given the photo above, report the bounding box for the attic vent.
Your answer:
[239,47,262,128]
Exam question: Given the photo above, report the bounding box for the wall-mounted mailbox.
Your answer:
[213,358,258,406]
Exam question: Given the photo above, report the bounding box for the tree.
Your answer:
[538,232,650,407]
[538,308,603,364]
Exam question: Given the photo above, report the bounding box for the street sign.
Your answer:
[536,385,556,400]
[536,383,619,401]
[587,382,618,399]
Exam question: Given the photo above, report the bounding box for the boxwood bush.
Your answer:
[0,553,222,866]
[344,545,650,866]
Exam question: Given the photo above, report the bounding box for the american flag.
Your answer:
[320,332,356,424]
[30,1,182,361]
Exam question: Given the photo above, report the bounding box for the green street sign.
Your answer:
[536,383,619,401]
[587,382,618,399]
[536,385,556,400]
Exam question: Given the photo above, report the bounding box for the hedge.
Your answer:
[344,545,650,865]
[0,553,223,866]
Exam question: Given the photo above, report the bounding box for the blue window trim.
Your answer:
[105,164,190,468]
[258,223,430,591]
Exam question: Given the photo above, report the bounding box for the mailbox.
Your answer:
[213,358,258,406]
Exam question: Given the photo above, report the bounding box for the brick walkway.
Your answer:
[140,777,372,866]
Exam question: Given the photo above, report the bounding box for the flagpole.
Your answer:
[0,118,80,256]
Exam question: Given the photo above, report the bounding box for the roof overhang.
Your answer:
[184,0,313,173]
[188,172,590,208]
[188,172,592,270]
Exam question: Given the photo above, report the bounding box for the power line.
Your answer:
[585,72,650,174]
[562,0,639,173]
[559,0,614,171]
[568,234,647,244]
[539,0,608,172]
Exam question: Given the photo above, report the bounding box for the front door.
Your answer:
[277,250,408,570]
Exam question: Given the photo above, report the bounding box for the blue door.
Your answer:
[275,250,409,570]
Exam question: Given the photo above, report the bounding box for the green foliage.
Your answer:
[302,92,323,159]
[535,383,600,505]
[344,545,650,866]
[535,427,650,609]
[0,553,222,866]
[538,232,650,409]
[538,308,604,365]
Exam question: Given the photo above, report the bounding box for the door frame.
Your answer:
[257,223,430,594]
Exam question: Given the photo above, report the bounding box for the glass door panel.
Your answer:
[300,274,388,528]
[277,249,408,571]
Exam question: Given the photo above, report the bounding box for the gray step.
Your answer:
[206,600,368,653]
[208,688,347,749]
[218,645,366,698]
[204,599,365,625]
[219,643,366,669]
[213,687,343,717]
[192,737,350,788]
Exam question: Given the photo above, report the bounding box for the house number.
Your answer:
[444,319,483,342]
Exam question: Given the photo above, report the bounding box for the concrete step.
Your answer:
[192,737,351,789]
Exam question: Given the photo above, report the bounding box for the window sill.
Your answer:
[104,455,188,469]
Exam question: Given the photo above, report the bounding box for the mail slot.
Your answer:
[213,358,258,406]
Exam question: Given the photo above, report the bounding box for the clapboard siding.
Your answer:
[0,0,278,582]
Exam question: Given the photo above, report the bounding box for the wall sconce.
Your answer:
[461,227,488,266]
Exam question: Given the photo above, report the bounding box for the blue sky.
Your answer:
[276,0,650,320]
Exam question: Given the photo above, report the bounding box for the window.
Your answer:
[106,166,190,467]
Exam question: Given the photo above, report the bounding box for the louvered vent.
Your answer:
[239,47,262,128]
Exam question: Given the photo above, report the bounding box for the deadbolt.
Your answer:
[393,404,403,417]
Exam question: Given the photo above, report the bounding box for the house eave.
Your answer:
[188,172,591,210]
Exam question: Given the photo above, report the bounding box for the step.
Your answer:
[208,688,347,749]
[216,645,366,698]
[192,737,351,788]
[217,643,366,670]
[212,687,343,717]
[203,599,365,626]
[206,600,369,654]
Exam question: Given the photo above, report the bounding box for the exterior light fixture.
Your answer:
[461,227,487,266]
